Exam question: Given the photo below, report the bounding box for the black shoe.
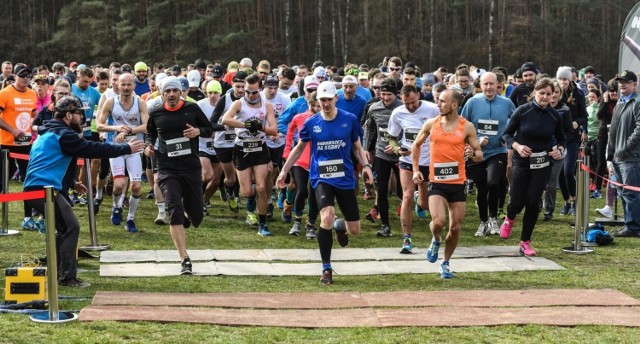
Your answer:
[93,198,102,214]
[611,228,640,238]
[146,190,155,199]
[543,212,553,221]
[59,278,91,288]
[320,268,333,285]
[334,218,349,247]
[181,258,193,275]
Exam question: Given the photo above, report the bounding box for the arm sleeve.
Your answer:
[624,102,640,154]
[146,114,157,146]
[60,130,131,158]
[501,109,521,148]
[573,91,588,127]
[554,113,567,148]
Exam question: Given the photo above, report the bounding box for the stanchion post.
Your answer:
[581,153,597,247]
[563,147,593,254]
[30,186,78,323]
[79,158,109,251]
[0,149,20,236]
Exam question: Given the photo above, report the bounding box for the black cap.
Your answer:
[520,62,538,74]
[14,64,31,77]
[194,59,207,70]
[615,70,637,83]
[584,66,596,74]
[233,71,247,82]
[212,65,223,77]
[172,64,181,73]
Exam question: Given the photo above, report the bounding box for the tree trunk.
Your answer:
[488,0,495,69]
[316,1,322,62]
[285,0,290,65]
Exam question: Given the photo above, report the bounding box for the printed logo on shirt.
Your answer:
[313,125,322,133]
[317,140,346,151]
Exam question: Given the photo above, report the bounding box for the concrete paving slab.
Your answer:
[214,262,277,276]
[331,248,376,261]
[263,249,320,261]
[493,256,565,271]
[270,263,320,276]
[211,249,270,261]
[156,250,214,262]
[332,261,393,275]
[100,250,157,263]
[365,248,426,260]
[100,262,218,277]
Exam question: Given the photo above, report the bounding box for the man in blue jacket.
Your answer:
[23,96,144,288]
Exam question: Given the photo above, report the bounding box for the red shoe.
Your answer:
[366,207,379,223]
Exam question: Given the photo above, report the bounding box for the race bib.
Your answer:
[166,137,191,157]
[379,127,389,143]
[224,130,236,143]
[478,119,499,136]
[123,134,137,143]
[13,135,31,146]
[433,162,459,181]
[529,151,549,169]
[206,138,215,150]
[242,140,262,153]
[404,128,420,144]
[319,159,345,178]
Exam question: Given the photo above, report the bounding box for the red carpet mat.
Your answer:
[80,289,640,327]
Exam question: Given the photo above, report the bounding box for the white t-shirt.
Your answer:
[196,98,217,155]
[387,101,439,166]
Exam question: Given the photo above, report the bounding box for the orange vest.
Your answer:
[429,115,467,184]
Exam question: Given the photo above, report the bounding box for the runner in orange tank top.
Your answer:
[410,90,482,279]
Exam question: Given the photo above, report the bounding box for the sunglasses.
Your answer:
[246,90,260,95]
[372,86,381,90]
[17,71,32,79]
[305,88,317,93]
[389,67,401,72]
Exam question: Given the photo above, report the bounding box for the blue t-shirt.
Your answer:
[336,92,367,122]
[300,109,362,190]
[461,93,515,160]
[134,78,150,96]
[278,96,308,136]
[71,84,101,137]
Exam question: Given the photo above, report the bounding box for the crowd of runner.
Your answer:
[1,56,638,286]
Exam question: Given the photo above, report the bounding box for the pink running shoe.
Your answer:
[519,240,537,256]
[500,217,515,239]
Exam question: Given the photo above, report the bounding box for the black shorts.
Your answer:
[233,144,271,171]
[399,161,429,180]
[428,182,466,203]
[313,182,360,221]
[198,151,220,163]
[157,171,204,228]
[268,145,284,166]
[214,146,234,163]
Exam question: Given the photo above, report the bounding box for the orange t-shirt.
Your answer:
[429,115,467,184]
[0,85,37,146]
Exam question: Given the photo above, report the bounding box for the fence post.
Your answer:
[0,149,20,236]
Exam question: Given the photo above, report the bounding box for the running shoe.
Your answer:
[69,192,80,205]
[220,187,228,202]
[519,240,537,256]
[363,190,373,201]
[426,239,440,263]
[590,189,601,199]
[78,194,88,205]
[334,218,349,247]
[146,190,155,199]
[246,212,258,226]
[440,261,454,279]
[93,197,102,214]
[305,223,318,239]
[289,221,301,236]
[320,268,333,285]
[35,217,46,233]
[500,216,515,239]
[58,278,91,288]
[414,191,427,218]
[376,224,392,237]
[21,217,37,231]
[266,203,274,220]
[258,224,273,237]
[400,236,413,254]
[181,257,193,275]
[228,197,239,213]
[111,207,123,225]
[568,202,576,216]
[595,205,613,219]
[282,202,293,223]
[488,217,500,235]
[366,207,379,223]
[475,221,488,237]
[155,212,167,225]
[560,202,571,215]
[543,212,553,221]
[125,219,139,233]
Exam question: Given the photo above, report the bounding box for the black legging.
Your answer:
[507,160,551,242]
[595,136,608,190]
[468,153,506,222]
[291,165,318,223]
[374,157,401,226]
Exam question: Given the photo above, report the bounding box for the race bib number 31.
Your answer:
[166,137,191,157]
[433,162,459,181]
[529,151,549,169]
[319,159,345,178]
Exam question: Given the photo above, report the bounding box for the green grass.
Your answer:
[1,181,639,343]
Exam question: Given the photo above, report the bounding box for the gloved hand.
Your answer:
[244,119,263,135]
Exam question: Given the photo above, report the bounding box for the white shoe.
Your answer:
[595,205,613,219]
[155,213,167,225]
[475,221,488,237]
[488,217,500,235]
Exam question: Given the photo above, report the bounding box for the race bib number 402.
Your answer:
[433,162,459,181]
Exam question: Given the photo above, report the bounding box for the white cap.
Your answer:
[313,66,326,78]
[304,75,320,90]
[155,73,168,87]
[342,75,357,85]
[240,57,253,68]
[187,70,201,88]
[316,81,337,99]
